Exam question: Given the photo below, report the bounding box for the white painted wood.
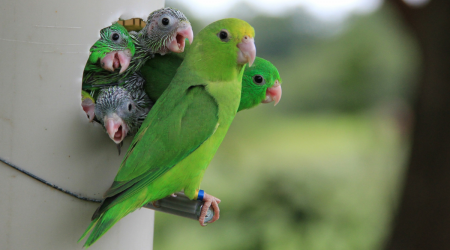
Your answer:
[0,1,164,249]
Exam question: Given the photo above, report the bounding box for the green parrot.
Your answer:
[140,45,282,111]
[82,7,194,88]
[239,57,282,110]
[84,22,136,74]
[79,18,256,247]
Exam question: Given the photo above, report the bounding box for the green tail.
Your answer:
[78,219,97,244]
[79,206,130,248]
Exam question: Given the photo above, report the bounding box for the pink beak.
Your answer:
[262,80,282,106]
[104,114,129,144]
[81,98,95,122]
[100,49,132,74]
[237,35,256,67]
[167,22,194,53]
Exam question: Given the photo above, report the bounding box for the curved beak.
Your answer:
[100,49,132,74]
[81,98,95,122]
[262,80,282,106]
[117,50,132,74]
[167,21,194,53]
[237,35,256,67]
[104,113,129,144]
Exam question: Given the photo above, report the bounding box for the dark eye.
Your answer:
[112,33,120,41]
[128,103,133,111]
[217,30,229,42]
[253,75,265,85]
[162,17,169,26]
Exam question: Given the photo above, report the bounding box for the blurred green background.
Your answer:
[154,1,420,249]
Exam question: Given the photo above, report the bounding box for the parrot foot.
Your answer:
[199,192,221,226]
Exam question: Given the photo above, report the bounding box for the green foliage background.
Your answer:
[154,2,419,249]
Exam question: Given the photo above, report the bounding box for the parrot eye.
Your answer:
[111,33,120,42]
[161,17,170,26]
[217,29,230,42]
[253,75,265,85]
[128,103,133,111]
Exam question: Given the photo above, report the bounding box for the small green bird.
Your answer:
[239,57,282,111]
[84,22,136,74]
[82,7,193,87]
[140,48,282,111]
[79,18,256,247]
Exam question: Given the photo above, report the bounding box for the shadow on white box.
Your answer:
[0,0,164,249]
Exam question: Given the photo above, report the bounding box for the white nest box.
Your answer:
[0,0,164,249]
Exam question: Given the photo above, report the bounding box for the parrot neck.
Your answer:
[184,43,243,82]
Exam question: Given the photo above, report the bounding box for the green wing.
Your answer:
[140,40,190,101]
[140,52,184,101]
[93,83,218,218]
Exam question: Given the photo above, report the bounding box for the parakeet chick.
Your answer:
[95,76,152,154]
[79,18,256,247]
[81,8,193,122]
[85,22,135,74]
[82,7,193,87]
[81,90,96,122]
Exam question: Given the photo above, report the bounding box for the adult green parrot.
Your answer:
[82,7,194,88]
[79,18,256,247]
[140,47,282,111]
[239,57,282,110]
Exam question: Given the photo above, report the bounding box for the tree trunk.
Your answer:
[385,1,450,249]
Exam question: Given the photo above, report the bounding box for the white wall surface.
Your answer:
[0,0,164,249]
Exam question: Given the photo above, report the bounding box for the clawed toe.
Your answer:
[198,192,221,226]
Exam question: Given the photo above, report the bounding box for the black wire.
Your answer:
[0,157,102,203]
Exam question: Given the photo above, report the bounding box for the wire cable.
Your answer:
[0,157,102,203]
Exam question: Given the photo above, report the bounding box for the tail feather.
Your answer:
[83,214,121,248]
[78,219,97,243]
[81,203,138,248]
[79,184,163,247]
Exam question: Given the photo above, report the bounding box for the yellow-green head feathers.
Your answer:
[88,23,135,65]
[185,18,256,82]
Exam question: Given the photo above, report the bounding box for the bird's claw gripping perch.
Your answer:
[199,192,221,226]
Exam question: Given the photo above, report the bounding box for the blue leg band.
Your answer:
[197,190,205,201]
